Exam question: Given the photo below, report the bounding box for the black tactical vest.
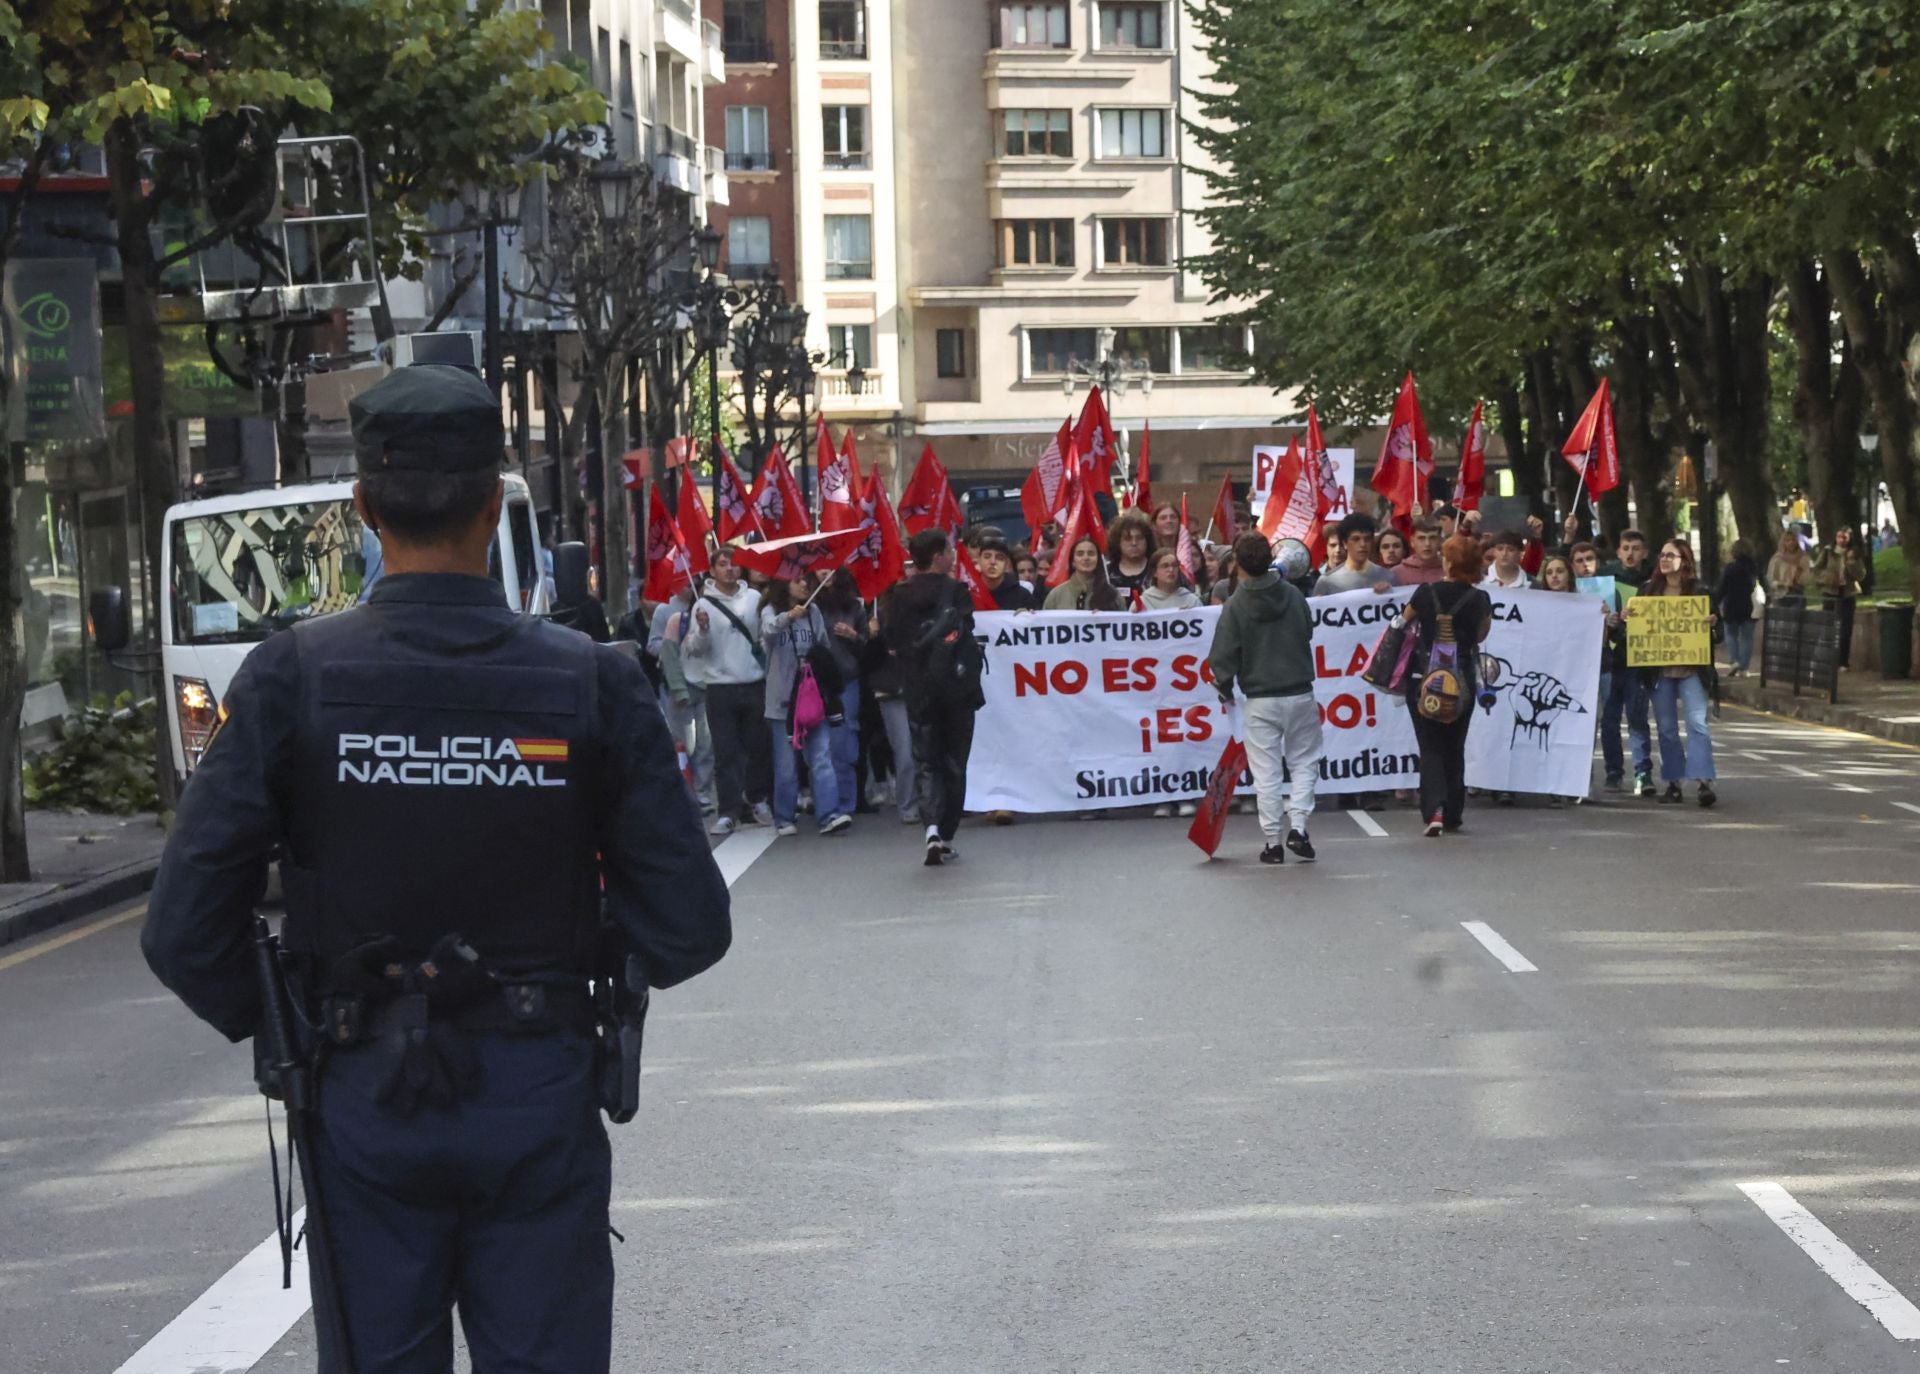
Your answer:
[277,599,602,974]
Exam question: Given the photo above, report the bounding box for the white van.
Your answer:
[156,473,548,779]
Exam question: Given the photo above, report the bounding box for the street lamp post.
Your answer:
[689,223,738,516]
[1061,325,1154,487]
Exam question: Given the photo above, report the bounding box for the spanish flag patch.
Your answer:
[512,738,570,763]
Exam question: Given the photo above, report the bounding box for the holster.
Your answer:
[593,931,650,1124]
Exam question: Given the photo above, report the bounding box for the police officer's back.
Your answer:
[143,366,731,1373]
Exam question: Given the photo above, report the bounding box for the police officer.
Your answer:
[142,365,732,1373]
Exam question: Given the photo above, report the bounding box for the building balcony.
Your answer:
[820,38,868,60]
[819,369,887,405]
[725,36,776,63]
[655,0,702,65]
[702,19,727,84]
[654,128,700,195]
[725,149,778,172]
[704,146,730,206]
[823,150,871,171]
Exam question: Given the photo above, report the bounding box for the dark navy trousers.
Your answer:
[309,1032,613,1373]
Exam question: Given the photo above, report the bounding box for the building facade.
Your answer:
[702,0,1282,498]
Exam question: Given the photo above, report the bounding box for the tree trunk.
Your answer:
[1828,250,1920,601]
[106,120,181,812]
[1718,277,1779,561]
[0,462,29,881]
[1785,261,1858,545]
[597,367,632,616]
[1612,316,1674,551]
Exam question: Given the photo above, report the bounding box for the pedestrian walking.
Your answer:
[1715,538,1759,676]
[880,529,985,866]
[1400,534,1494,835]
[1812,526,1868,667]
[1310,513,1390,595]
[140,366,732,1374]
[1208,532,1322,865]
[654,583,714,812]
[1765,530,1810,607]
[1044,536,1124,611]
[761,575,852,837]
[1631,539,1719,807]
[815,568,869,810]
[685,547,773,835]
[1140,548,1202,611]
[1106,508,1157,595]
[975,533,1039,609]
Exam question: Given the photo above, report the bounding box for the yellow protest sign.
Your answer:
[1627,594,1712,668]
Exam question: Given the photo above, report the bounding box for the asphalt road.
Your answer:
[3,706,1920,1372]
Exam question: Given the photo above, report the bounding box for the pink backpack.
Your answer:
[790,663,826,748]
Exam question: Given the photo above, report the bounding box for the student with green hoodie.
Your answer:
[1208,532,1323,865]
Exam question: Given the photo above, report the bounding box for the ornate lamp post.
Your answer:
[1061,325,1154,485]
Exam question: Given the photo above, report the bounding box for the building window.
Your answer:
[823,105,870,169]
[1026,328,1099,375]
[1096,107,1169,159]
[999,219,1075,268]
[996,2,1069,49]
[820,1,867,59]
[825,214,873,278]
[1001,108,1071,158]
[1097,1,1165,49]
[936,329,969,378]
[1100,218,1171,268]
[729,216,773,271]
[828,323,873,370]
[725,106,772,171]
[723,0,772,62]
[1111,326,1173,374]
[1180,323,1246,372]
[618,40,637,157]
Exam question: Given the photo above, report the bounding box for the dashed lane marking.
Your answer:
[1460,921,1538,973]
[110,830,777,1373]
[0,902,145,974]
[1349,809,1389,838]
[1739,1181,1920,1340]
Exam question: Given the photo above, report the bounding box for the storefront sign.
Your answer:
[4,260,106,443]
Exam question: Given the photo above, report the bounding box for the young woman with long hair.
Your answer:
[1139,548,1201,611]
[1630,539,1719,806]
[1105,508,1158,594]
[760,574,851,836]
[1044,536,1125,611]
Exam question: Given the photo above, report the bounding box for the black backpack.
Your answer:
[915,583,985,709]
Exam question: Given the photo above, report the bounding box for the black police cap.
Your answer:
[351,365,504,473]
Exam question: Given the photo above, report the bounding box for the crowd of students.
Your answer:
[609,486,1772,866]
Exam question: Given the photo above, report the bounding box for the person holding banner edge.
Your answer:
[1208,532,1323,865]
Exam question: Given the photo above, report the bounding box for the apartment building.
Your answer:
[704,0,1275,492]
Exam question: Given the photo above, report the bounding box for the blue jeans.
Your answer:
[830,678,861,811]
[1726,620,1754,673]
[1652,674,1716,782]
[1600,670,1652,781]
[770,718,843,828]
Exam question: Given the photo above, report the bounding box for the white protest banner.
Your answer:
[1464,588,1606,796]
[965,590,1606,814]
[1253,446,1354,521]
[966,608,1235,814]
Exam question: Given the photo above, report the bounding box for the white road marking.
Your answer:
[113,1214,313,1373]
[116,830,775,1373]
[1894,802,1920,819]
[1832,783,1871,795]
[713,827,778,887]
[1349,809,1389,838]
[1460,921,1538,973]
[1780,763,1820,779]
[1739,1182,1920,1340]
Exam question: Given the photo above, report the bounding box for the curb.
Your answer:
[0,862,158,952]
[1719,678,1920,748]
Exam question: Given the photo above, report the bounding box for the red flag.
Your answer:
[749,447,810,540]
[1257,435,1319,544]
[1210,472,1240,545]
[1045,477,1108,588]
[841,429,864,492]
[714,445,764,544]
[727,527,866,583]
[1021,417,1073,540]
[899,443,951,535]
[676,464,714,552]
[1129,422,1151,511]
[819,421,860,532]
[621,450,648,490]
[1370,372,1435,512]
[1456,400,1488,512]
[1074,385,1119,480]
[1176,495,1198,581]
[931,482,965,540]
[1306,404,1341,525]
[644,486,698,602]
[847,470,908,600]
[663,436,693,470]
[1187,734,1248,858]
[951,542,997,612]
[1561,379,1621,496]
[1128,583,1146,613]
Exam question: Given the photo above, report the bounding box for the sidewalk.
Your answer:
[1720,665,1920,748]
[0,810,165,950]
